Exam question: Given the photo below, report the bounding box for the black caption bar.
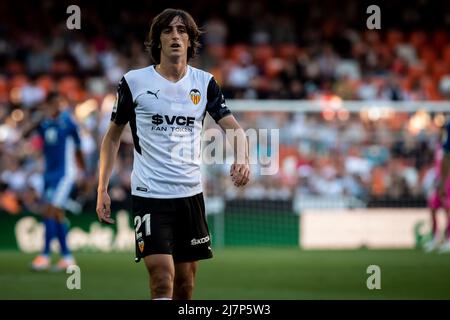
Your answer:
[2,300,448,319]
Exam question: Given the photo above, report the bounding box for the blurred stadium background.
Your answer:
[1,0,450,299]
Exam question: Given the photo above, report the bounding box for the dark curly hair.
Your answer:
[144,9,202,64]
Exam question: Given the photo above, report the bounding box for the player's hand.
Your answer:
[96,190,115,224]
[230,163,250,187]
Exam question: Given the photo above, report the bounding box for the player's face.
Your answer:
[159,16,190,61]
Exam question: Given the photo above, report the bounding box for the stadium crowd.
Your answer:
[1,0,449,213]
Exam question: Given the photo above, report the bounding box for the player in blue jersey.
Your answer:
[24,92,85,271]
[437,119,450,253]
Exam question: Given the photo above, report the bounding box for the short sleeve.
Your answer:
[111,77,134,125]
[205,77,231,123]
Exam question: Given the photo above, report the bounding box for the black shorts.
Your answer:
[131,192,213,263]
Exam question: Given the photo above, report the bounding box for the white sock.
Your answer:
[153,298,172,300]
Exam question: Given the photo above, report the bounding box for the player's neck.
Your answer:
[156,59,188,82]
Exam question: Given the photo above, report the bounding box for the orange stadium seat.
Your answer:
[432,30,449,51]
[252,44,274,67]
[409,30,427,50]
[387,29,404,49]
[36,75,55,94]
[277,44,298,60]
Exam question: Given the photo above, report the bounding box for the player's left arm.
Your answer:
[67,115,86,172]
[204,76,250,187]
[217,115,250,187]
[75,149,86,172]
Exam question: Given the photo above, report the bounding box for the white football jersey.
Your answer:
[111,65,231,198]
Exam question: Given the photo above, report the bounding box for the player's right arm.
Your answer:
[96,122,126,224]
[96,76,133,224]
[22,110,45,139]
[438,121,450,198]
[439,154,450,198]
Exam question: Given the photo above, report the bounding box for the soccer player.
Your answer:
[424,146,450,252]
[24,92,85,271]
[437,119,450,252]
[96,8,250,300]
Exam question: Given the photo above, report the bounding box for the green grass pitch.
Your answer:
[1,248,449,299]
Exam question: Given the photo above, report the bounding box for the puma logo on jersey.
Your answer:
[146,90,160,99]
